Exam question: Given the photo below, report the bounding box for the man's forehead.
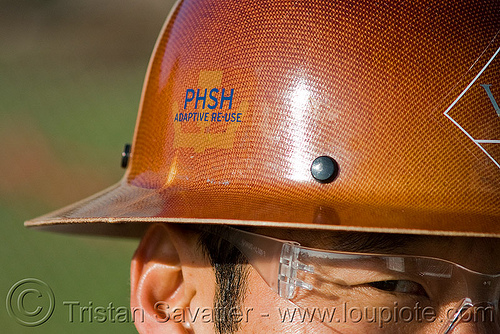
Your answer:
[250,226,500,274]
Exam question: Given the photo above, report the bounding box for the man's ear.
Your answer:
[131,223,196,334]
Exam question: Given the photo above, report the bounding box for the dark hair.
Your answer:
[197,226,249,334]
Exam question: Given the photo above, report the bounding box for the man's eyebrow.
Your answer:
[324,232,416,254]
[252,227,418,254]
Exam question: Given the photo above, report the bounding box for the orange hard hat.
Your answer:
[26,0,500,237]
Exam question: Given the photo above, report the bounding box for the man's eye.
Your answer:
[368,280,428,297]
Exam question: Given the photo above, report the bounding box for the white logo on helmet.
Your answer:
[444,43,500,169]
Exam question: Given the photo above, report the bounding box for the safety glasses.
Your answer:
[198,224,500,333]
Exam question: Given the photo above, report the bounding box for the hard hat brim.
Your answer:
[25,178,500,238]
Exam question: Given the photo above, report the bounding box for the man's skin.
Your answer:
[131,223,500,333]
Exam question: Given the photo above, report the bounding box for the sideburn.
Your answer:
[198,228,249,334]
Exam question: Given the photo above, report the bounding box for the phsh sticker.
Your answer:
[172,70,248,153]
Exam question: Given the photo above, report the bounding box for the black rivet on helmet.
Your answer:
[311,156,339,183]
[121,144,131,169]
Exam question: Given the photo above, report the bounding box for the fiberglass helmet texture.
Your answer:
[27,0,500,237]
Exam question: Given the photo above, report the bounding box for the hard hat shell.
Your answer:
[26,0,500,237]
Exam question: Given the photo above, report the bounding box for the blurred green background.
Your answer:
[1,0,175,332]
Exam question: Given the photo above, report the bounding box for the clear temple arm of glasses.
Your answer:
[197,225,314,298]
